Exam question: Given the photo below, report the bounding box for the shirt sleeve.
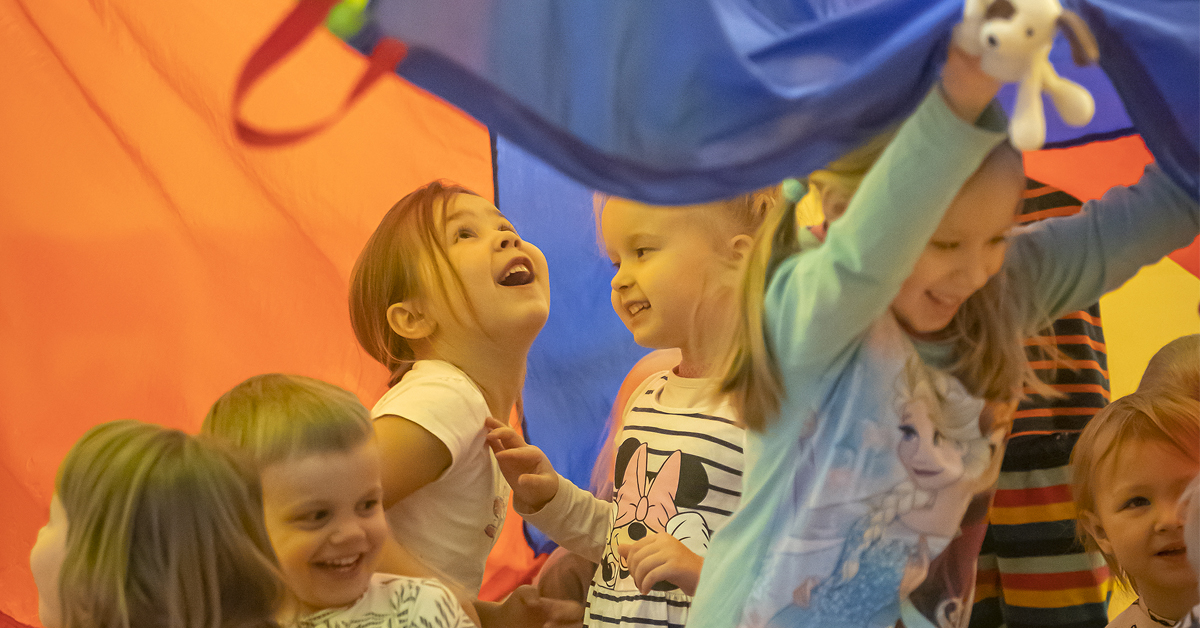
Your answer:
[765,87,1008,411]
[518,474,613,563]
[374,368,490,467]
[1005,164,1199,330]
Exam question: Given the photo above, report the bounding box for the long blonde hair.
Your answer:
[724,139,1052,431]
[349,180,481,386]
[56,420,282,628]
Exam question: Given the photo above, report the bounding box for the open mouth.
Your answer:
[1156,545,1186,558]
[498,257,535,286]
[626,301,649,316]
[313,553,364,575]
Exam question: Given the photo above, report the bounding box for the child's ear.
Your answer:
[1079,510,1114,556]
[387,300,436,340]
[726,234,754,266]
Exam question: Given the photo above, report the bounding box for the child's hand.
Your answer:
[617,533,704,596]
[485,417,559,513]
[477,585,585,628]
[940,43,1002,123]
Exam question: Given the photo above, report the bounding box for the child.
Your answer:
[1070,392,1199,626]
[348,181,550,596]
[1138,334,1200,400]
[686,41,1200,628]
[202,373,475,628]
[485,185,774,628]
[29,420,282,628]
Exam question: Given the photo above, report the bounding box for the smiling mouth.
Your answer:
[498,258,535,286]
[314,553,364,574]
[626,302,649,316]
[1156,545,1187,558]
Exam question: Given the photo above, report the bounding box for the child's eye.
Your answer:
[454,227,475,242]
[898,425,917,440]
[1119,496,1150,511]
[635,247,652,259]
[358,499,379,514]
[929,240,958,251]
[295,510,330,526]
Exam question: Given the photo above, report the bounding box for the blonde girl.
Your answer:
[688,43,1199,628]
[202,373,476,628]
[1070,392,1199,626]
[348,181,550,595]
[29,420,282,628]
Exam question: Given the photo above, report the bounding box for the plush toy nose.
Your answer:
[987,34,998,47]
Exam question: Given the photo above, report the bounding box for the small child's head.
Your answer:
[29,420,281,628]
[1071,391,1200,613]
[202,374,387,616]
[350,180,550,385]
[598,188,775,365]
[1139,334,1200,401]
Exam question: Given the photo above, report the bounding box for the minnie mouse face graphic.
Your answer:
[600,438,713,591]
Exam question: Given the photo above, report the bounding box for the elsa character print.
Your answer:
[770,360,986,628]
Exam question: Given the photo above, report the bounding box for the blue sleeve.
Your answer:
[764,88,1007,408]
[1007,164,1199,330]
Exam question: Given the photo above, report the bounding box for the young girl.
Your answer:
[29,420,282,628]
[348,180,550,596]
[1070,392,1199,627]
[686,43,1200,628]
[485,186,773,628]
[202,374,476,628]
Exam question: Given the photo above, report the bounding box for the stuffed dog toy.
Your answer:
[955,0,1100,151]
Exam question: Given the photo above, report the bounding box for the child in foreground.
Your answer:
[1070,392,1199,627]
[687,40,1200,628]
[203,373,475,628]
[348,181,549,596]
[486,186,773,628]
[29,420,282,628]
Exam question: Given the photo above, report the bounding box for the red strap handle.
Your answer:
[233,0,407,146]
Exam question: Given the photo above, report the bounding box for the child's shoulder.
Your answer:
[1104,599,1154,628]
[373,360,486,417]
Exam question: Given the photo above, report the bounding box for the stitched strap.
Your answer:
[233,0,407,146]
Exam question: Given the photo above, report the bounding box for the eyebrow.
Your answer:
[444,207,507,225]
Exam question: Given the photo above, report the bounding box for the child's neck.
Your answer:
[417,337,531,423]
[1140,585,1196,623]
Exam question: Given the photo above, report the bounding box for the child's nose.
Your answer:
[495,230,522,250]
[1155,500,1186,533]
[956,249,996,292]
[329,519,368,544]
[611,266,631,291]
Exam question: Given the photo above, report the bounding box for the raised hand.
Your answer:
[485,416,560,513]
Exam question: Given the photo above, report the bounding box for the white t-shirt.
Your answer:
[373,360,509,595]
[294,573,475,628]
[1107,598,1176,628]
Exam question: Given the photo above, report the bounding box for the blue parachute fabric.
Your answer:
[495,135,651,554]
[352,0,1197,201]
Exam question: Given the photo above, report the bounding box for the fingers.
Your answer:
[536,598,585,627]
[486,423,528,453]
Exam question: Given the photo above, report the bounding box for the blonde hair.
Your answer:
[795,130,897,229]
[724,139,1046,432]
[202,373,373,469]
[1138,334,1200,401]
[594,186,779,245]
[1070,391,1200,586]
[349,180,481,386]
[56,420,282,628]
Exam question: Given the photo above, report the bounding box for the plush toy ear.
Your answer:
[1058,10,1099,66]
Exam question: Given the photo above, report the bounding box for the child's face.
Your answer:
[261,441,389,614]
[1089,438,1199,605]
[602,198,737,351]
[29,494,68,628]
[433,193,550,341]
[897,386,966,491]
[890,165,1020,333]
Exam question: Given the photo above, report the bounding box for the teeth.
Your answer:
[506,264,528,278]
[628,303,648,315]
[321,556,358,567]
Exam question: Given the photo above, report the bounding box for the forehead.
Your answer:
[600,198,709,242]
[440,193,504,225]
[1096,436,1198,491]
[939,165,1023,234]
[260,442,380,504]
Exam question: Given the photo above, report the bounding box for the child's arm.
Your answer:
[485,418,612,562]
[375,415,452,507]
[618,533,705,595]
[1007,164,1199,328]
[765,47,1007,406]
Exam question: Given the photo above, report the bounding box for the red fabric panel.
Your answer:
[0,0,491,623]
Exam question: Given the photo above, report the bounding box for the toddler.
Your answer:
[29,420,282,628]
[486,186,774,627]
[1070,391,1199,627]
[202,373,475,628]
[1138,334,1200,400]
